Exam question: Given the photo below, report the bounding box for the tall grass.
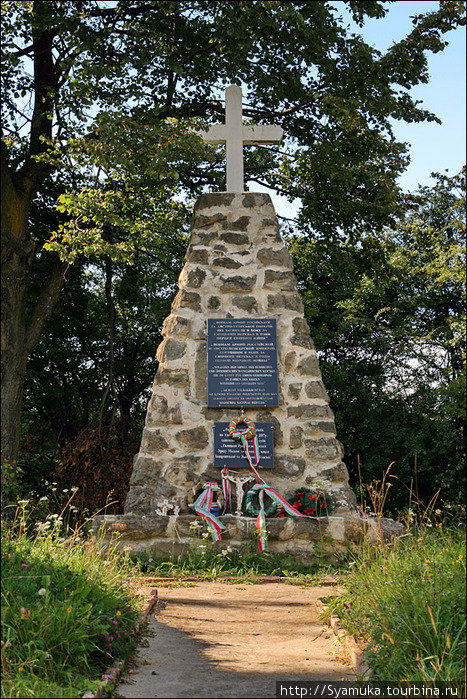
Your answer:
[1,502,141,698]
[327,523,466,690]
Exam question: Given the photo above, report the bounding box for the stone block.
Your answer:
[156,368,189,387]
[195,193,235,211]
[232,296,258,312]
[315,461,349,483]
[188,248,209,264]
[283,351,297,373]
[123,486,156,515]
[183,268,206,289]
[220,231,249,245]
[274,454,306,478]
[287,404,332,419]
[289,426,303,449]
[193,212,227,229]
[176,427,209,451]
[157,338,186,362]
[264,270,296,290]
[304,380,328,400]
[257,248,293,269]
[212,257,242,269]
[242,193,271,208]
[171,290,201,313]
[194,341,207,400]
[256,410,283,446]
[304,437,344,461]
[267,293,303,312]
[207,296,221,310]
[220,275,256,293]
[297,355,320,376]
[288,383,302,400]
[162,314,190,338]
[140,429,169,453]
[225,216,250,231]
[128,456,161,485]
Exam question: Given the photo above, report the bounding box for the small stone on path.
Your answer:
[116,582,353,698]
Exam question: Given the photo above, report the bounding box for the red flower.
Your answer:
[310,495,316,501]
[292,501,300,509]
[320,502,327,508]
[310,509,316,515]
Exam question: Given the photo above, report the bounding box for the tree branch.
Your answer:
[25,260,70,352]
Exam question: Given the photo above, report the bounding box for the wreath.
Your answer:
[287,488,330,516]
[187,482,224,514]
[243,487,277,517]
[229,415,256,440]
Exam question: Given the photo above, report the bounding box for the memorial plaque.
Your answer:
[213,422,274,468]
[207,318,279,406]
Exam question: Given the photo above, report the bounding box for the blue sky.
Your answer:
[252,1,466,216]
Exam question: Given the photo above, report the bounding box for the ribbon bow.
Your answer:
[249,483,314,552]
[190,482,226,541]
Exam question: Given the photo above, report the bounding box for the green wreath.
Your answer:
[243,488,277,517]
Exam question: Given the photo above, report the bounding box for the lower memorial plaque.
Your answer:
[207,318,279,407]
[213,423,274,468]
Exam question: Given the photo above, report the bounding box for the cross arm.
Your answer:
[242,124,283,145]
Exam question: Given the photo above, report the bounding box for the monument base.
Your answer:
[91,513,405,561]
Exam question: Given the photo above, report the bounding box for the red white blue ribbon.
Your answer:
[191,482,225,541]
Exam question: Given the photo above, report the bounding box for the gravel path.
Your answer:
[116,582,353,699]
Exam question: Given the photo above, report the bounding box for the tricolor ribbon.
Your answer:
[221,468,232,514]
[190,482,226,541]
[249,482,318,552]
[230,429,264,483]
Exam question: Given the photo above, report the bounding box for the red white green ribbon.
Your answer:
[221,468,232,514]
[233,431,264,483]
[191,482,226,541]
[249,482,317,552]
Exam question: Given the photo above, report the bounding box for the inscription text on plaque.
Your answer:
[207,318,279,407]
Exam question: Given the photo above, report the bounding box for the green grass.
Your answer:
[132,523,347,582]
[324,523,466,691]
[1,504,142,698]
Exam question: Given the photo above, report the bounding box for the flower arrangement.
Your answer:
[286,488,331,516]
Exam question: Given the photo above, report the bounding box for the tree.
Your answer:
[291,169,466,505]
[2,0,465,485]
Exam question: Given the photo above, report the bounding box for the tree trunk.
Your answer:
[1,154,66,495]
[1,166,34,490]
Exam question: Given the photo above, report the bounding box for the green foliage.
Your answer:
[326,524,466,690]
[1,504,141,698]
[291,169,466,506]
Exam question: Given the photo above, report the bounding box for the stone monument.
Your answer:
[93,86,401,557]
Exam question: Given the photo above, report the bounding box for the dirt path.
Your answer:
[116,582,353,699]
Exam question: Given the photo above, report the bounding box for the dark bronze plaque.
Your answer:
[207,318,278,407]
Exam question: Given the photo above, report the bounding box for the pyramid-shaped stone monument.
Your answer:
[93,86,401,557]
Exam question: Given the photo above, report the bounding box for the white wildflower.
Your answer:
[39,496,48,502]
[17,500,29,505]
[38,588,47,597]
[201,532,210,539]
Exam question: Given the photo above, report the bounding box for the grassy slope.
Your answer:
[326,525,466,689]
[1,510,141,699]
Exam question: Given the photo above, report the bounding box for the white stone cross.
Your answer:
[199,84,283,192]
[155,498,180,516]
